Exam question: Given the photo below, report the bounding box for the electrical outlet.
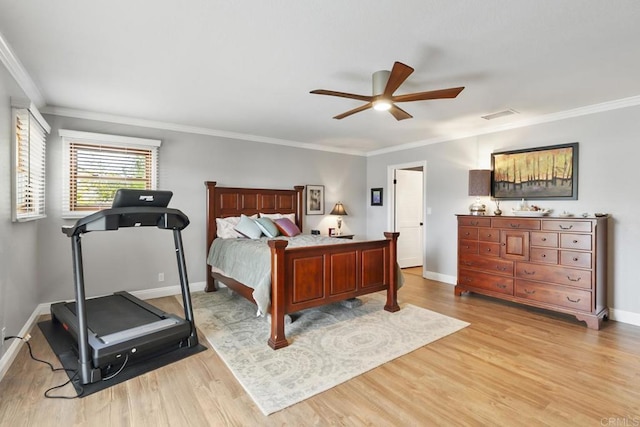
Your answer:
[158,272,165,282]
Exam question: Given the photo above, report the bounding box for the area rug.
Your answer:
[185,290,469,415]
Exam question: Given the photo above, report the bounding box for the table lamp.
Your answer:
[330,202,348,235]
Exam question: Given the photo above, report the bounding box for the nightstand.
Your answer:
[332,234,354,239]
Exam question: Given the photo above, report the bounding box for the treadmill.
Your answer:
[51,189,198,385]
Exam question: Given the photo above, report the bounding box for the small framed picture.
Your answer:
[371,188,383,206]
[328,227,336,236]
[306,185,325,215]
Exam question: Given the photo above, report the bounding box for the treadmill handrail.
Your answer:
[62,206,190,237]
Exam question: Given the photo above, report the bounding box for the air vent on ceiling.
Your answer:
[481,109,519,120]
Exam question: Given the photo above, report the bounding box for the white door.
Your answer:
[395,169,423,268]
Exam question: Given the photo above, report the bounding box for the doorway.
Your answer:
[387,161,426,272]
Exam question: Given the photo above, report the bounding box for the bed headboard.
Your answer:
[204,181,304,252]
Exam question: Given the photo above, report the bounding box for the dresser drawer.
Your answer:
[459,269,514,295]
[560,234,592,251]
[530,248,558,264]
[458,217,491,227]
[516,262,592,289]
[478,242,500,257]
[459,254,514,275]
[531,232,558,248]
[516,280,591,312]
[478,229,500,242]
[459,226,479,240]
[542,220,592,233]
[459,240,478,255]
[492,218,541,230]
[560,251,592,269]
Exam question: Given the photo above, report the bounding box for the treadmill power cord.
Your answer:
[3,334,83,399]
[102,353,129,381]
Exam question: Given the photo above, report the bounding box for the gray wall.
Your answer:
[37,115,367,303]
[0,65,40,357]
[367,105,640,318]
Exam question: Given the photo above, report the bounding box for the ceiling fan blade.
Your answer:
[333,103,373,120]
[392,86,465,103]
[383,62,414,98]
[310,89,372,102]
[388,104,413,121]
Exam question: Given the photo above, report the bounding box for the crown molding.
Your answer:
[367,95,640,157]
[0,30,45,107]
[41,106,366,157]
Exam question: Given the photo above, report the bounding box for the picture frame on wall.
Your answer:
[306,185,325,215]
[492,142,579,200]
[371,188,383,206]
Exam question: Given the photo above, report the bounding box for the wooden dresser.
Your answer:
[455,214,609,329]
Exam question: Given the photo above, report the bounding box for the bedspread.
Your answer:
[207,235,352,315]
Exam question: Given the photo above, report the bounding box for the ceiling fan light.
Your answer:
[373,100,392,111]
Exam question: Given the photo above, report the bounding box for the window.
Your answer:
[60,130,161,217]
[11,98,50,222]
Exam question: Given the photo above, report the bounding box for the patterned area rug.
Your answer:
[185,290,469,415]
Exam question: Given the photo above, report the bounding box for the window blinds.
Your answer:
[13,108,48,221]
[60,130,160,217]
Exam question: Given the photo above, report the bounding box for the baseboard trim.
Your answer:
[423,270,456,285]
[0,281,206,384]
[609,308,640,327]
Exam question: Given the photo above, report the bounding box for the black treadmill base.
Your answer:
[38,320,207,397]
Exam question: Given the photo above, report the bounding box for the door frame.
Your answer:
[387,160,427,276]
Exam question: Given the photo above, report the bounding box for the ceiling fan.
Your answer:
[310,61,464,121]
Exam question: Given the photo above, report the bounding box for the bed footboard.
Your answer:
[267,232,400,349]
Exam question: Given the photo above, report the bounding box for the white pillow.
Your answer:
[234,214,263,239]
[259,212,296,222]
[216,215,257,239]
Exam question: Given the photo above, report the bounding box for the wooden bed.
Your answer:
[205,181,400,349]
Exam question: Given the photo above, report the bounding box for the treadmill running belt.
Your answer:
[66,294,162,337]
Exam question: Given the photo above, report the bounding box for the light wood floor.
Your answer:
[1,268,639,426]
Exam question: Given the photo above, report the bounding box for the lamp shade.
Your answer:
[330,202,348,216]
[468,170,492,196]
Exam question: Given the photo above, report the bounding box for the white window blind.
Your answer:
[12,99,50,222]
[60,130,161,217]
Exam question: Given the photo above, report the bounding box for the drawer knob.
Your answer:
[524,270,536,275]
[541,237,547,241]
[559,225,573,230]
[567,276,581,282]
[496,266,507,271]
[496,284,507,289]
[464,232,470,236]
[471,221,478,226]
[510,223,521,228]
[541,254,546,258]
[524,289,536,295]
[463,261,473,266]
[486,248,492,252]
[566,296,581,303]
[573,257,579,262]
[573,239,578,243]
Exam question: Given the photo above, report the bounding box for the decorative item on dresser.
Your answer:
[455,214,609,329]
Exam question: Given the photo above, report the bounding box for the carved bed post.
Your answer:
[204,181,218,292]
[268,239,289,349]
[294,185,304,231]
[383,232,400,312]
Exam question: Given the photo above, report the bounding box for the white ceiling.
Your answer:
[1,1,640,155]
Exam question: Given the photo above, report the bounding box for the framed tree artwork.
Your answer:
[492,142,578,200]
